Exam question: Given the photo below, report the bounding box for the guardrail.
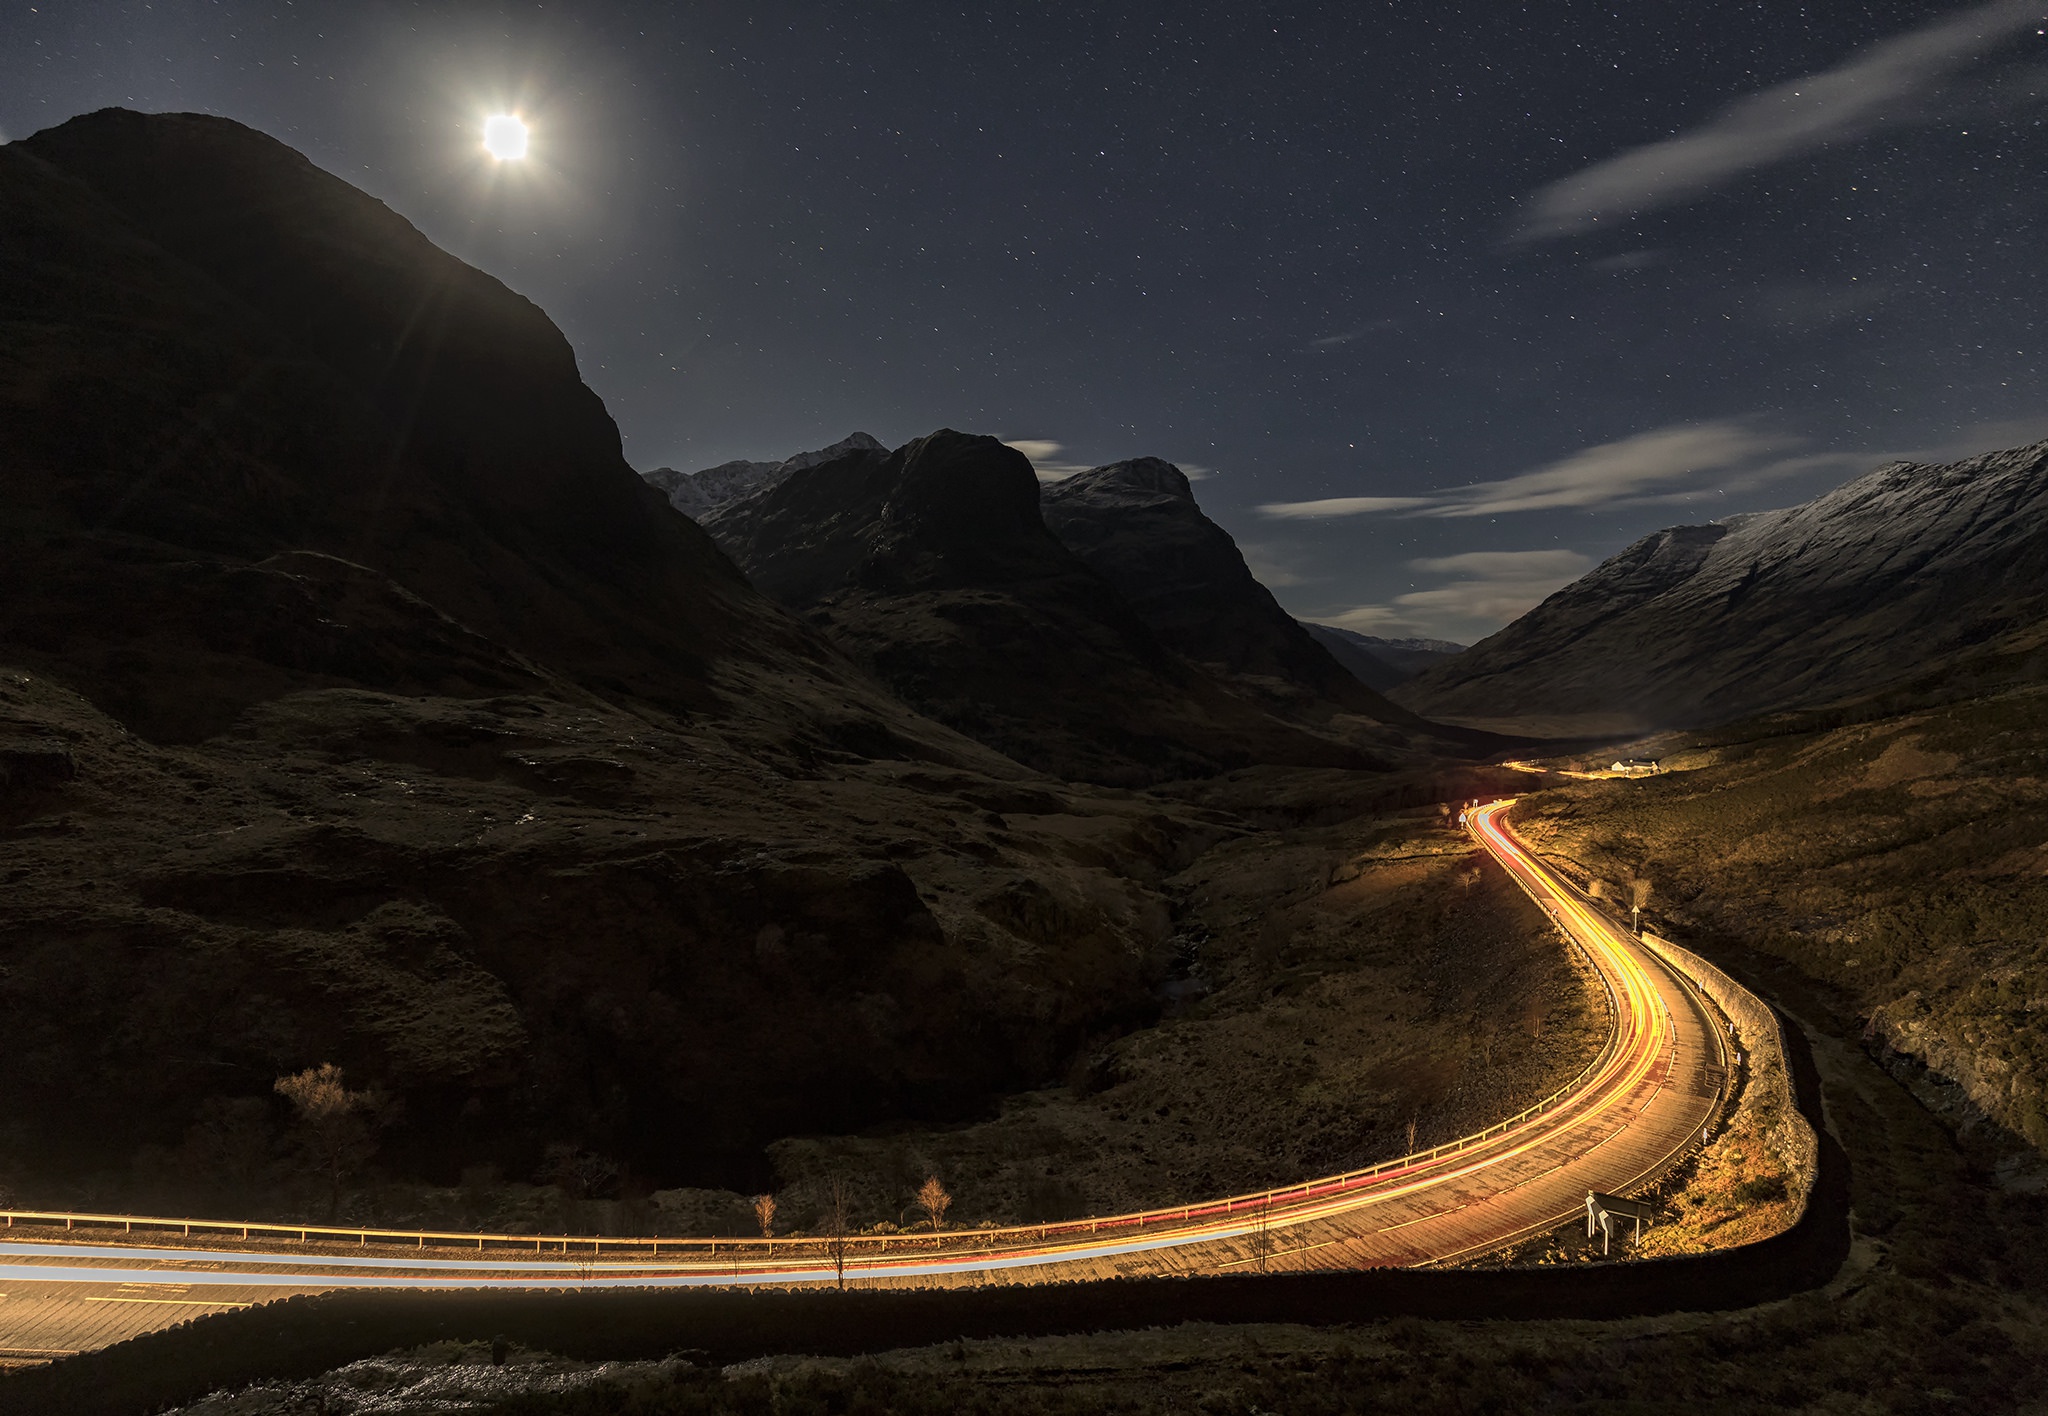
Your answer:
[1637,932,1818,1218]
[0,803,1646,1265]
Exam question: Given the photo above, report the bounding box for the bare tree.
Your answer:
[540,1145,620,1202]
[821,1175,852,1290]
[753,1193,777,1239]
[1405,1113,1419,1154]
[273,1064,382,1221]
[537,1145,620,1233]
[914,1175,952,1233]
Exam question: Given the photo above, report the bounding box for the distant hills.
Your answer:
[1302,625,1466,692]
[648,440,1468,711]
[644,432,884,519]
[1394,439,2048,728]
[695,432,1448,783]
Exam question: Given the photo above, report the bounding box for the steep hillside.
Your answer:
[1039,459,1402,716]
[1512,682,2048,1156]
[0,111,1232,1202]
[1304,624,1465,691]
[1395,440,2048,728]
[700,432,1410,784]
[644,432,883,520]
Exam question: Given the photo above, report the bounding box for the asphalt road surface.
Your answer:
[0,800,1728,1359]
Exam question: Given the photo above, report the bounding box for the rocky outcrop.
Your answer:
[1303,625,1465,691]
[644,432,885,520]
[1039,460,1404,718]
[701,433,1403,783]
[1395,441,2048,727]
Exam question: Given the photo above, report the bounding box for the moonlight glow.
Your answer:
[482,114,528,160]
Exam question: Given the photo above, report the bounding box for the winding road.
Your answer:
[0,801,1729,1361]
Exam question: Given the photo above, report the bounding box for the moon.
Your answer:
[482,114,528,161]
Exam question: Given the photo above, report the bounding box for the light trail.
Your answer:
[0,800,1724,1353]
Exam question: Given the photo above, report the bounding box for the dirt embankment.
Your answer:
[1511,685,2048,1168]
[0,666,1234,1216]
[761,811,1607,1230]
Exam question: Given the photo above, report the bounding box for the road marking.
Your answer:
[1,798,1724,1330]
[1379,1203,1468,1233]
[1212,1232,1355,1270]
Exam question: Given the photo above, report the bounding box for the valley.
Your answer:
[3,95,2046,1416]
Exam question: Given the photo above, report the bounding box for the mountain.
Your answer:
[644,432,884,519]
[699,432,1410,783]
[0,111,1222,1199]
[1302,625,1466,692]
[1394,439,2048,728]
[1038,459,1404,716]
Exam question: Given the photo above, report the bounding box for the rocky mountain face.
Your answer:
[644,432,884,520]
[1038,460,1405,718]
[1395,440,2048,728]
[0,111,1231,1198]
[699,433,1422,783]
[1302,625,1466,692]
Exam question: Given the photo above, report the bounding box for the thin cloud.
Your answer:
[1512,0,2045,243]
[1002,438,1094,482]
[1323,548,1593,639]
[1258,494,1436,519]
[1322,604,1410,634]
[1433,422,1789,517]
[1257,420,1792,521]
[1410,549,1592,579]
[1007,440,1217,483]
[1239,543,1307,588]
[1307,319,1399,350]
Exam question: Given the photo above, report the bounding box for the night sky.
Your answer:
[5,2,2044,643]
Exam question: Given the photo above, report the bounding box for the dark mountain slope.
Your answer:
[701,432,1399,783]
[1303,625,1465,691]
[1304,626,1405,694]
[1038,458,1402,717]
[0,112,1225,1200]
[12,108,869,739]
[1395,440,2048,728]
[644,432,884,520]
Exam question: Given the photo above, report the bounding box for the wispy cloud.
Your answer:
[1323,549,1594,639]
[1003,439,1095,482]
[1006,439,1217,483]
[1409,550,1591,579]
[1239,543,1307,588]
[1512,0,2046,243]
[1259,495,1436,519]
[1307,319,1399,350]
[1258,420,1794,521]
